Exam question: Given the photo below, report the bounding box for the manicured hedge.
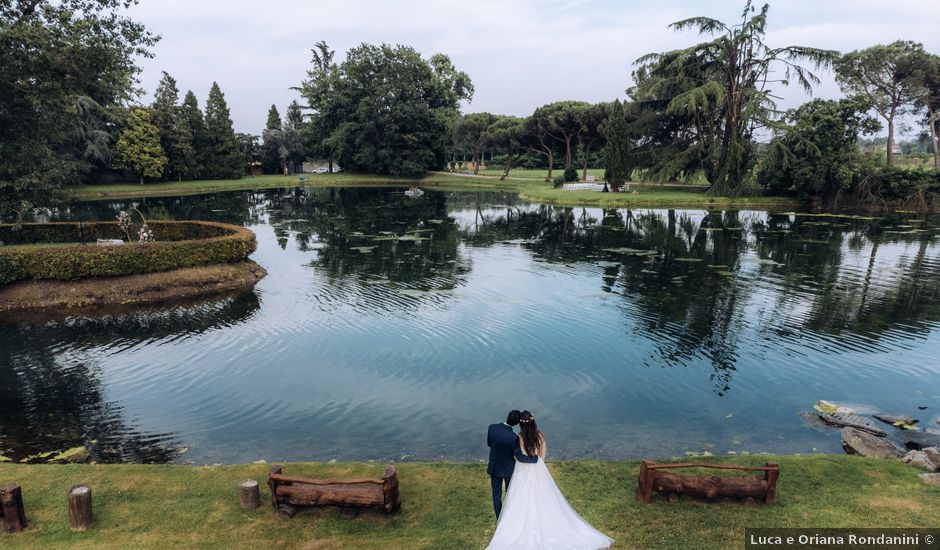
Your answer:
[0,221,256,285]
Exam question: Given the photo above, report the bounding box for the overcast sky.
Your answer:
[128,0,940,135]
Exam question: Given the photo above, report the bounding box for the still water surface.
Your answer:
[1,188,939,463]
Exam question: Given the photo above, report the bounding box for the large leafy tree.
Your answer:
[300,41,338,171]
[835,40,929,166]
[301,43,473,177]
[114,108,167,185]
[203,82,243,179]
[758,97,881,199]
[914,54,940,169]
[0,0,156,221]
[453,113,496,174]
[633,1,836,196]
[521,109,559,181]
[538,101,591,170]
[575,103,607,180]
[484,115,524,180]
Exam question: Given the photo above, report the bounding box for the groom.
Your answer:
[487,410,538,518]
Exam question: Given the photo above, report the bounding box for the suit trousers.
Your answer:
[490,474,512,518]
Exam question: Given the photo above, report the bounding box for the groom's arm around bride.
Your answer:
[486,410,537,519]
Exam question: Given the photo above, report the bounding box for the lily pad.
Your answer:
[399,289,429,297]
[755,258,783,266]
[674,257,704,262]
[50,445,89,463]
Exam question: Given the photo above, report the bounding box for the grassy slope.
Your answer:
[66,173,803,209]
[1,456,936,549]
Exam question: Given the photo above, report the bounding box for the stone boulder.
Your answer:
[924,447,940,465]
[840,427,904,459]
[901,450,939,472]
[873,414,918,427]
[899,431,940,451]
[920,473,940,487]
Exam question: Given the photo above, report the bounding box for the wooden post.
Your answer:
[238,480,260,510]
[67,485,93,531]
[765,462,779,505]
[1,484,27,533]
[636,461,654,503]
[267,466,282,510]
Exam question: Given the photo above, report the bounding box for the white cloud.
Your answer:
[127,0,940,134]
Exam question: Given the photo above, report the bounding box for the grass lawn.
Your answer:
[0,456,936,549]
[66,173,803,210]
[475,167,608,181]
[0,242,85,250]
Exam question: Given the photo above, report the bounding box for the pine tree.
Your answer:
[204,82,243,179]
[114,108,167,184]
[266,104,282,130]
[181,91,210,178]
[152,72,196,181]
[283,100,307,173]
[261,104,284,174]
[285,100,304,129]
[603,100,631,192]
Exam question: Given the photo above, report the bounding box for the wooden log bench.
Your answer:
[635,460,778,505]
[267,465,401,519]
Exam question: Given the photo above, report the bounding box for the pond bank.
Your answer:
[0,260,265,315]
[66,173,806,210]
[0,456,937,549]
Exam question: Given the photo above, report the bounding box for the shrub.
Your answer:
[563,167,579,182]
[0,221,256,285]
[553,176,565,188]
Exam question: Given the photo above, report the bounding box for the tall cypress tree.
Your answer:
[283,100,306,173]
[152,72,196,181]
[204,82,243,179]
[603,100,631,192]
[261,105,284,174]
[181,91,210,178]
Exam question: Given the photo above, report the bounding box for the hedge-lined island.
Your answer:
[0,218,265,314]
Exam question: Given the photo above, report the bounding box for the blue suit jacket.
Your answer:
[487,423,537,478]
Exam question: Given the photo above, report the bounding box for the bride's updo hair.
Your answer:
[518,410,542,456]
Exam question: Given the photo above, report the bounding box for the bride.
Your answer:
[485,411,613,550]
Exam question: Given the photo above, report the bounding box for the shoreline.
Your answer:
[64,173,810,210]
[0,260,266,316]
[1,455,936,549]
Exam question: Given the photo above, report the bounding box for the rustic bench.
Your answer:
[635,460,778,505]
[267,465,401,518]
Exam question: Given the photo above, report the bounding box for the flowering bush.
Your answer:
[116,211,132,241]
[138,223,154,243]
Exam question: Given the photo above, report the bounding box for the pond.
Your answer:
[2,187,939,464]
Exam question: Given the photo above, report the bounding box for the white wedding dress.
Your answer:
[485,453,613,550]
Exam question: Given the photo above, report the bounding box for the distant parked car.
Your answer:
[314,167,328,174]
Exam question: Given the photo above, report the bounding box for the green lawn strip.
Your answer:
[65,173,804,210]
[0,456,936,549]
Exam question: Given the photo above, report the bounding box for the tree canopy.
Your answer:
[836,40,929,166]
[0,0,156,220]
[300,42,473,177]
[114,108,167,184]
[632,1,837,195]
